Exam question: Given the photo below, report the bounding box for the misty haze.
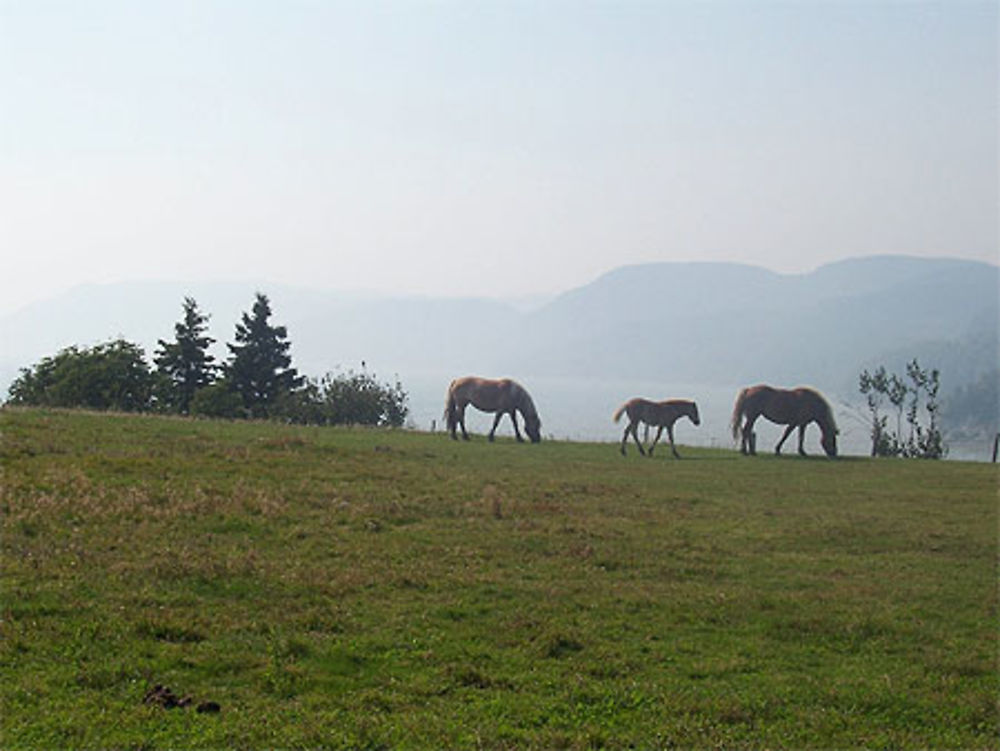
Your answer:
[4,256,996,459]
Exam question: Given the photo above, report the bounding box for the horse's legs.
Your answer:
[619,425,630,455]
[742,415,759,455]
[667,424,680,458]
[488,412,502,442]
[648,425,664,456]
[775,424,796,454]
[630,421,646,456]
[510,410,524,442]
[459,405,470,440]
[797,425,807,456]
[448,398,458,440]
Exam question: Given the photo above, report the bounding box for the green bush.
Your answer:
[279,369,409,427]
[189,380,246,419]
[7,339,153,412]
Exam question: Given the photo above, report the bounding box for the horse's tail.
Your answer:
[730,388,749,440]
[612,402,628,423]
[444,383,457,433]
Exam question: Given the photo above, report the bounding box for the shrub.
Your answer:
[189,380,246,419]
[7,339,153,412]
[859,359,946,459]
[277,369,409,427]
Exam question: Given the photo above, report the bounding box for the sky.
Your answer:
[2,1,997,316]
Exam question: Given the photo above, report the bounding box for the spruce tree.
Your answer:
[154,297,217,414]
[225,292,302,417]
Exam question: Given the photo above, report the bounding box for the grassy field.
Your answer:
[1,408,997,749]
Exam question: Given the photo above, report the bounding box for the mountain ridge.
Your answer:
[2,256,996,401]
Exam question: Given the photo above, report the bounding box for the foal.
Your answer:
[613,398,700,457]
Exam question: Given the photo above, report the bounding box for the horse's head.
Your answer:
[688,402,701,426]
[524,413,542,443]
[821,429,838,457]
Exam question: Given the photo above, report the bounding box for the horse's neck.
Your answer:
[814,403,835,434]
[671,401,692,421]
[516,388,536,417]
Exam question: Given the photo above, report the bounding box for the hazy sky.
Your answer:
[2,1,997,315]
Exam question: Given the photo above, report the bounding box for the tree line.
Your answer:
[6,293,408,427]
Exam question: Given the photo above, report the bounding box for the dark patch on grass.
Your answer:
[540,633,584,659]
[313,646,366,677]
[134,620,206,644]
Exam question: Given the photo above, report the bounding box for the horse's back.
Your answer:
[450,376,497,397]
[616,397,649,421]
[449,376,518,412]
[449,375,478,393]
[743,384,828,424]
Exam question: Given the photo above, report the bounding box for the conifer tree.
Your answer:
[154,297,217,414]
[225,292,302,417]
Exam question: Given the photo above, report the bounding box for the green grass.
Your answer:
[1,408,997,749]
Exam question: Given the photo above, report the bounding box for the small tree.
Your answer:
[320,368,409,427]
[224,292,303,418]
[153,297,217,414]
[859,359,945,459]
[7,339,153,412]
[905,360,944,459]
[859,366,892,456]
[275,368,409,427]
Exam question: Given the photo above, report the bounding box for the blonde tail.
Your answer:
[612,403,628,423]
[730,388,748,441]
[444,384,457,434]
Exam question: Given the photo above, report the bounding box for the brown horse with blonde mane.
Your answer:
[613,398,700,458]
[445,377,542,443]
[731,385,838,457]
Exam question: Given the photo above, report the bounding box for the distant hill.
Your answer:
[3,256,997,413]
[511,256,998,391]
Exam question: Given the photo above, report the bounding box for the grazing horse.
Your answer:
[731,385,838,457]
[445,377,542,443]
[613,398,700,458]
